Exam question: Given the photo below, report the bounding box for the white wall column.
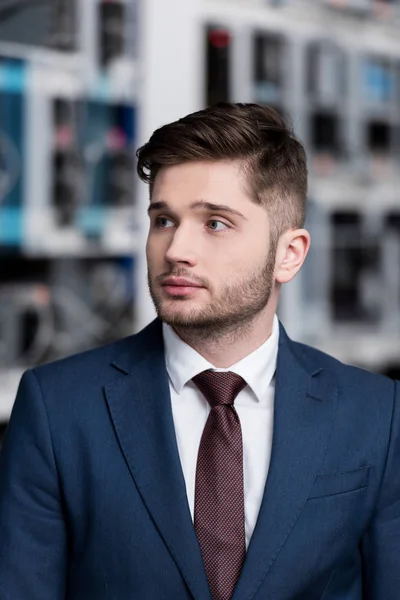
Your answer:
[135,0,203,330]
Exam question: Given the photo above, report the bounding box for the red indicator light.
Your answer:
[208,28,231,49]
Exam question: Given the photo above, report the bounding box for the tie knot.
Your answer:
[192,370,247,407]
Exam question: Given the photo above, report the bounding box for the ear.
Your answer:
[274,229,311,284]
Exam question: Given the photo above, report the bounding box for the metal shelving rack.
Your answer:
[0,0,141,420]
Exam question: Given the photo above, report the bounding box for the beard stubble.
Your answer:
[148,244,276,340]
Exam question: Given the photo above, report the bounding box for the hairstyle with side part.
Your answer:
[136,102,308,243]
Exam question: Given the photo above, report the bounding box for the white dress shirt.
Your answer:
[163,315,279,548]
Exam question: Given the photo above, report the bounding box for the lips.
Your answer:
[161,277,203,288]
[161,276,204,297]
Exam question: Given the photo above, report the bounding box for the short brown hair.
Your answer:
[136,102,307,241]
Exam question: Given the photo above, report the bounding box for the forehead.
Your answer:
[152,160,252,207]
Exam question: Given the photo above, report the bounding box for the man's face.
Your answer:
[146,160,277,333]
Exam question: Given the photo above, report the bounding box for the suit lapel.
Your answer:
[104,320,211,600]
[232,324,339,600]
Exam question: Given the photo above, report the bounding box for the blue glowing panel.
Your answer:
[0,58,26,247]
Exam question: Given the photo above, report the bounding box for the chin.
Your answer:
[157,303,206,327]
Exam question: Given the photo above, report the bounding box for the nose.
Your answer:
[165,225,197,267]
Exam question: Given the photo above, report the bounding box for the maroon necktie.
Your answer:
[192,370,247,600]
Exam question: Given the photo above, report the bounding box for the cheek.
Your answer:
[242,235,270,264]
[210,253,247,283]
[145,239,152,264]
[227,238,265,267]
[146,235,164,264]
[146,245,160,277]
[219,248,267,283]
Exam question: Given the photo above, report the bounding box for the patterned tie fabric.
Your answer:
[192,370,247,600]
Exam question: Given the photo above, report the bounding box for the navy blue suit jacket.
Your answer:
[1,319,399,599]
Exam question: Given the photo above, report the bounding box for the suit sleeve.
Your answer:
[360,379,400,599]
[0,369,68,599]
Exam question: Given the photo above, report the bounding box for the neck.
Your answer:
[172,304,277,368]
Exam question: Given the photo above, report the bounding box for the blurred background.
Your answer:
[1,0,400,444]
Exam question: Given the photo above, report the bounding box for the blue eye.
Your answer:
[208,220,229,232]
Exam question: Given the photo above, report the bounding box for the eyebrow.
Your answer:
[147,200,248,220]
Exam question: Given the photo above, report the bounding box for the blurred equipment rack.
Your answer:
[203,0,400,376]
[0,0,139,422]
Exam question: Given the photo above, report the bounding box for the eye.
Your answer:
[208,220,229,232]
[155,216,174,228]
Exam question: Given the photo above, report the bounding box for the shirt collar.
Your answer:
[163,315,280,402]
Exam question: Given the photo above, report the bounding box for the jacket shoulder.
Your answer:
[291,338,395,394]
[31,318,162,393]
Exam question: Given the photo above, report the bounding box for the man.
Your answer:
[0,103,399,600]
